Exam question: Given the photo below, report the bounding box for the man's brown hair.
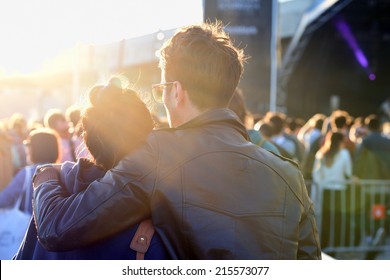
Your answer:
[159,21,246,109]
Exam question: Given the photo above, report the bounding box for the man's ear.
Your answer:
[174,81,186,106]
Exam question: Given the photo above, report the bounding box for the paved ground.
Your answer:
[375,251,390,259]
[320,235,390,260]
[374,236,390,259]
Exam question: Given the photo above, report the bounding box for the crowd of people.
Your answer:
[228,95,390,256]
[0,21,390,260]
[229,91,390,182]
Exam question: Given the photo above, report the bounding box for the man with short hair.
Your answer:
[264,112,303,163]
[354,114,390,179]
[329,110,355,157]
[33,22,321,259]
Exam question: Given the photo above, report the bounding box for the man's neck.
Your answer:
[171,103,203,128]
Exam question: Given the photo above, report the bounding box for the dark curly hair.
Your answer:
[81,78,154,170]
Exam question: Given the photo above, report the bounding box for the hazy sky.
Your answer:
[0,0,203,75]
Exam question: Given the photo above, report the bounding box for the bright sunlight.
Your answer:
[0,0,203,76]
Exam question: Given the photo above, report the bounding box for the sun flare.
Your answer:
[0,0,203,76]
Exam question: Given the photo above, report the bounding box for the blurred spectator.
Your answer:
[65,105,81,132]
[252,113,263,125]
[286,117,305,136]
[312,131,352,193]
[354,114,390,257]
[0,120,13,191]
[298,114,326,152]
[264,112,304,162]
[44,109,77,163]
[354,114,390,179]
[298,114,326,179]
[265,112,295,157]
[311,131,353,250]
[253,121,280,155]
[379,97,390,122]
[8,113,28,174]
[383,122,390,138]
[66,105,91,159]
[228,88,280,155]
[27,120,44,133]
[329,110,355,157]
[349,116,368,145]
[0,128,60,214]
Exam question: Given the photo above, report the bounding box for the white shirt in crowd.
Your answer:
[312,148,352,190]
[311,148,352,216]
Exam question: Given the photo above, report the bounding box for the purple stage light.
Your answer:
[335,18,369,69]
[355,50,368,68]
[369,73,376,81]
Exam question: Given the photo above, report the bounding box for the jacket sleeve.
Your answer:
[296,171,322,259]
[33,136,158,251]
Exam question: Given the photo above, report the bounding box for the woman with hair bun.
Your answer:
[15,78,169,259]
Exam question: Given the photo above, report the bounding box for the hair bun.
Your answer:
[108,77,122,89]
[103,77,123,99]
[89,77,123,107]
[89,85,105,106]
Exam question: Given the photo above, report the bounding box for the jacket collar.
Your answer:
[175,108,250,141]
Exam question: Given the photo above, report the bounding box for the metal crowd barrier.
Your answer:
[308,180,390,259]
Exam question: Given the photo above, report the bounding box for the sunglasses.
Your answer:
[151,82,175,103]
